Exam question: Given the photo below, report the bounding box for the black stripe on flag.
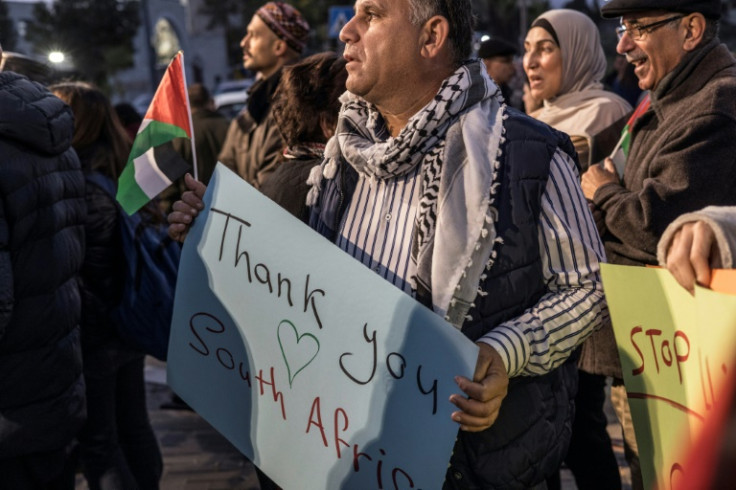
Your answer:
[154,142,192,183]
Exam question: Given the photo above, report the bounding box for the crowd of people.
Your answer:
[1,0,735,489]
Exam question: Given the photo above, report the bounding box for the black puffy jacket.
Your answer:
[75,146,125,351]
[0,71,87,457]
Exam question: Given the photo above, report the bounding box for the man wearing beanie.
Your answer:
[218,2,310,189]
[581,1,736,488]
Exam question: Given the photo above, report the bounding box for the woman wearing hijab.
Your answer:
[523,9,632,490]
[524,9,632,171]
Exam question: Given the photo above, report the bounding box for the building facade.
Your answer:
[6,0,231,105]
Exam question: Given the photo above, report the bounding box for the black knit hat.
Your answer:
[600,0,722,20]
[477,38,518,59]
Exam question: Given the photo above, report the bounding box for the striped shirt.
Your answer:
[337,165,421,293]
[338,149,606,377]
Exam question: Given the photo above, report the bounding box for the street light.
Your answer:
[48,51,65,64]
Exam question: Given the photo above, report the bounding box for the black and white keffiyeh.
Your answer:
[307,60,509,327]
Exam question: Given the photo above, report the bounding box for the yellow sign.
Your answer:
[601,264,736,490]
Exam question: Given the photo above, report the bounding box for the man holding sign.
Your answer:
[170,0,606,487]
[581,0,736,487]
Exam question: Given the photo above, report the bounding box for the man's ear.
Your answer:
[682,13,706,52]
[273,38,288,57]
[420,15,450,59]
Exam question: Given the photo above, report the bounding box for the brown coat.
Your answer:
[217,72,285,188]
[583,40,736,377]
[172,107,229,185]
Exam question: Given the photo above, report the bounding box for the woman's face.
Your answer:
[523,26,563,101]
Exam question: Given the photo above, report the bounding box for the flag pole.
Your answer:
[608,129,627,160]
[178,51,198,182]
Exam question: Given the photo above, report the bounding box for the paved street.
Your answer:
[143,381,260,489]
[74,358,631,489]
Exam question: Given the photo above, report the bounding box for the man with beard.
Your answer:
[218,2,309,188]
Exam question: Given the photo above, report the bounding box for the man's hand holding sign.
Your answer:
[601,263,736,490]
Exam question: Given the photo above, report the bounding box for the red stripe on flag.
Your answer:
[144,52,192,138]
[626,93,651,130]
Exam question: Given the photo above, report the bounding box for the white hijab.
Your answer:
[531,9,631,153]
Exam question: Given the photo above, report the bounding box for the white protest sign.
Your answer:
[167,164,478,489]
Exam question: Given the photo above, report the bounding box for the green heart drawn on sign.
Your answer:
[277,320,320,388]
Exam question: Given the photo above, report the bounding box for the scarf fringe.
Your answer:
[306,135,341,206]
[305,164,324,207]
[449,101,508,325]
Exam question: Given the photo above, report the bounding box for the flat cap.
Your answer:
[477,38,518,59]
[600,0,722,19]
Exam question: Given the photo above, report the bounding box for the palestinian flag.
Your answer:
[116,51,194,215]
[610,92,651,179]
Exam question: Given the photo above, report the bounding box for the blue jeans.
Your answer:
[78,344,162,490]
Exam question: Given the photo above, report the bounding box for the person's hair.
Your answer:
[703,17,719,43]
[271,51,348,147]
[188,83,212,109]
[407,0,474,66]
[114,102,143,127]
[49,81,131,180]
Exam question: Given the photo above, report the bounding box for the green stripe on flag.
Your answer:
[621,127,632,157]
[128,120,189,163]
[117,119,190,215]
[116,163,151,215]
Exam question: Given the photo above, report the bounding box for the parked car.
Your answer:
[214,90,248,121]
[213,78,254,96]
